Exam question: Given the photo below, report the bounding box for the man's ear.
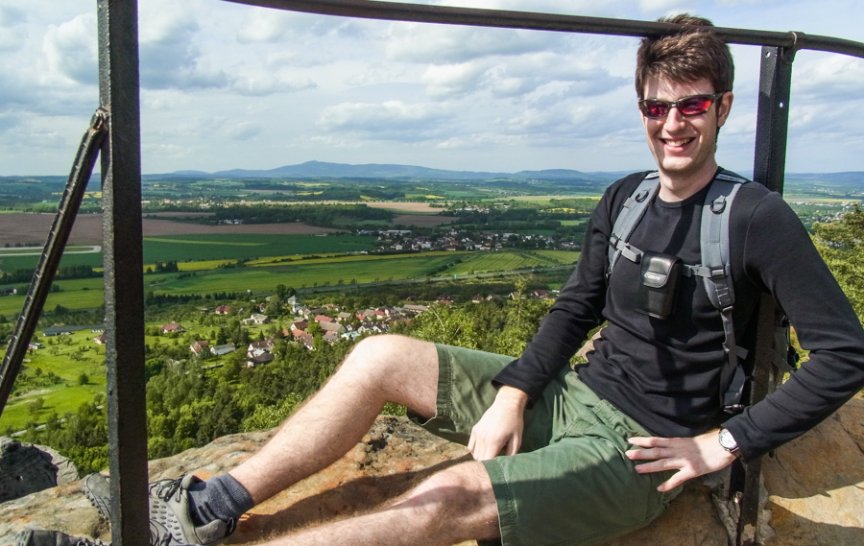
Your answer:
[717,92,734,127]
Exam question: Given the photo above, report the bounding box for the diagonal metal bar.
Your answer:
[0,109,108,416]
[97,0,149,544]
[220,0,864,59]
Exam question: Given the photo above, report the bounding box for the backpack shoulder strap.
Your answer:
[686,170,750,410]
[608,171,659,275]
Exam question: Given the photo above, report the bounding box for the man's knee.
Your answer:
[399,462,499,537]
[344,334,435,378]
[340,335,438,410]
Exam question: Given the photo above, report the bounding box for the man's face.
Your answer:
[641,76,733,199]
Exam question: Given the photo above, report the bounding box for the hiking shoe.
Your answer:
[83,473,111,522]
[149,474,234,545]
[84,473,232,546]
[15,529,109,546]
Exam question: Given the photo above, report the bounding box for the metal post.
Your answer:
[737,44,796,546]
[753,45,796,193]
[97,0,149,544]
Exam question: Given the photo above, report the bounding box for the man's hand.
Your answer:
[467,386,529,460]
[625,429,738,492]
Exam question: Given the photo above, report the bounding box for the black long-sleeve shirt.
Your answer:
[494,169,864,460]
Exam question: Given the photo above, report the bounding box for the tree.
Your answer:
[27,397,45,416]
[813,206,864,321]
[265,294,284,317]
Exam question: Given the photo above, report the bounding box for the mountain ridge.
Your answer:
[143,160,864,188]
[145,160,634,183]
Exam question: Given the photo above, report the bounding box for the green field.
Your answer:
[448,250,577,275]
[144,249,576,295]
[0,249,578,319]
[1,329,107,433]
[0,233,378,273]
[141,233,377,263]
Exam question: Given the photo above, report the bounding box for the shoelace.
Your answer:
[150,477,184,503]
[147,475,237,542]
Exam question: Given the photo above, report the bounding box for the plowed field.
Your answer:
[0,213,342,246]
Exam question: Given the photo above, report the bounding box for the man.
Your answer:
[22,13,864,546]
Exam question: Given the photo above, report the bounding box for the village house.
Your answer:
[319,321,345,335]
[161,322,185,335]
[246,352,274,368]
[291,331,315,351]
[214,304,232,315]
[242,313,270,325]
[247,339,275,358]
[210,343,236,356]
[281,319,301,334]
[286,295,301,314]
[190,340,210,357]
[356,308,387,322]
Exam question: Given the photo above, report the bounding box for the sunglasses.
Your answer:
[639,93,725,119]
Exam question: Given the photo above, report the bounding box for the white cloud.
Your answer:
[638,0,688,12]
[422,62,489,97]
[230,74,317,97]
[386,24,552,64]
[225,121,263,141]
[793,55,864,100]
[42,13,97,86]
[0,5,27,52]
[319,100,449,141]
[236,10,296,43]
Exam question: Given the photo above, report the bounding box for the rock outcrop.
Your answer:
[0,437,78,505]
[2,395,862,546]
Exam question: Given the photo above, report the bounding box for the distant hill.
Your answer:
[785,172,864,189]
[145,160,623,184]
[143,161,863,189]
[5,163,861,194]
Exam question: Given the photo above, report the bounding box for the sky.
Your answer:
[1,0,863,176]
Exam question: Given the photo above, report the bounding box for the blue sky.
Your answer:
[1,0,862,176]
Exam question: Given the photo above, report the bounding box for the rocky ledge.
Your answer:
[1,394,862,546]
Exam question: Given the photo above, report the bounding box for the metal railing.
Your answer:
[1,1,863,545]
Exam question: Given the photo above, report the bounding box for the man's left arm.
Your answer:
[627,191,864,491]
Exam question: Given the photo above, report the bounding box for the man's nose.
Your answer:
[662,106,688,129]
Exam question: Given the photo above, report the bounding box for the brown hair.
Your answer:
[635,14,734,99]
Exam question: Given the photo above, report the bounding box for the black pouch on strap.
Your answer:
[636,252,681,319]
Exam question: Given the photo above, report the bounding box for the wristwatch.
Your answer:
[718,427,742,459]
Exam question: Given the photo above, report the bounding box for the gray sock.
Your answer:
[187,474,254,525]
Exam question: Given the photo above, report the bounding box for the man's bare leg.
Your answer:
[230,334,440,504]
[262,459,500,546]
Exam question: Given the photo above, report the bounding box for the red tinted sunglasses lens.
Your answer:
[678,95,715,115]
[640,100,669,118]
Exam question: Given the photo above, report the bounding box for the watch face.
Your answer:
[719,429,738,450]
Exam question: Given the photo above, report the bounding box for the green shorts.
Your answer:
[414,344,679,546]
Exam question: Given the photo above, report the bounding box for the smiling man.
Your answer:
[21,13,864,546]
